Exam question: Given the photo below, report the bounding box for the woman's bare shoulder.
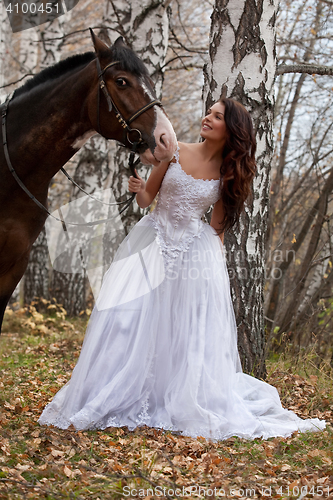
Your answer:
[178,142,201,157]
[170,142,197,164]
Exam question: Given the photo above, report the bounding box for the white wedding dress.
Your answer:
[39,148,326,440]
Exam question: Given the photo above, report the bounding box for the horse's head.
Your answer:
[89,31,177,165]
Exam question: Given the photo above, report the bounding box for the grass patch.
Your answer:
[0,304,332,499]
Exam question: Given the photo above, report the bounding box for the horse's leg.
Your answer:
[0,295,11,334]
[0,254,31,335]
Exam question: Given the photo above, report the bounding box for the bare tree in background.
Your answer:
[265,0,333,363]
[162,1,211,142]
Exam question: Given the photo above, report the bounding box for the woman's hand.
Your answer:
[128,169,145,193]
[130,160,171,208]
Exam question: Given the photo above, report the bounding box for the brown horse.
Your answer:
[0,31,177,332]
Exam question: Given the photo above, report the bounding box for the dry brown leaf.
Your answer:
[16,464,31,471]
[51,449,65,457]
[118,438,128,445]
[4,401,15,410]
[317,476,329,484]
[63,465,74,478]
[308,449,321,458]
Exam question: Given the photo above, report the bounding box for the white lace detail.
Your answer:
[149,145,221,268]
[136,398,150,425]
[38,403,72,429]
[149,214,205,268]
[39,395,326,439]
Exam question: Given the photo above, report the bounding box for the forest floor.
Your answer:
[0,301,332,500]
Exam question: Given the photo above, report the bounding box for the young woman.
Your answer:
[39,98,325,440]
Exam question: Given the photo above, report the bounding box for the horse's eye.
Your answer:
[115,78,128,87]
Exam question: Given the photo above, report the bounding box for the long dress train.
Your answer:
[39,148,326,440]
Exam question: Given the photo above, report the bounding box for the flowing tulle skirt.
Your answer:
[39,215,326,440]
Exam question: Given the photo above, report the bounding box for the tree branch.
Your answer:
[0,73,34,89]
[276,63,333,76]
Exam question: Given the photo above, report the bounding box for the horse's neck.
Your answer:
[8,66,95,183]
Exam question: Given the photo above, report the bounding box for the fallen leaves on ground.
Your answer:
[0,304,332,499]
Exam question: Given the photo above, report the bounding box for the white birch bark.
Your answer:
[297,249,330,317]
[203,0,277,376]
[23,18,73,307]
[49,0,170,309]
[0,3,13,101]
[100,0,169,282]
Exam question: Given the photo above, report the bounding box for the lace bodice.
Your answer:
[149,147,221,265]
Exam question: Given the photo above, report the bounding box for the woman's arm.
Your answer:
[210,197,224,244]
[128,160,171,209]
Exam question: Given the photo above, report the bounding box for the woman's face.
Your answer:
[200,102,228,145]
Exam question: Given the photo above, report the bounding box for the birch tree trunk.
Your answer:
[203,0,277,377]
[100,0,170,287]
[102,0,169,234]
[50,1,170,311]
[43,7,105,314]
[23,19,69,307]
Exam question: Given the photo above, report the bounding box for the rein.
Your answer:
[1,56,162,229]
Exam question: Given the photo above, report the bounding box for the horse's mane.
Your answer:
[14,43,149,98]
[14,52,95,97]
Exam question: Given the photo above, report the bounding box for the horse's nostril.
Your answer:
[159,134,167,147]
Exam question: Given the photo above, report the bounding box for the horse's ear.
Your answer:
[113,36,126,48]
[90,28,109,55]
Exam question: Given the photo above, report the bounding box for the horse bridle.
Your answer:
[95,58,162,148]
[1,57,164,228]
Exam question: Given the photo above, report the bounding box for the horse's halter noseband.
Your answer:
[95,58,162,147]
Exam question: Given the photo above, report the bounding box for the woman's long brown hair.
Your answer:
[217,98,257,233]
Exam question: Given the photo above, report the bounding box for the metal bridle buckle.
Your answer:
[127,128,142,145]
